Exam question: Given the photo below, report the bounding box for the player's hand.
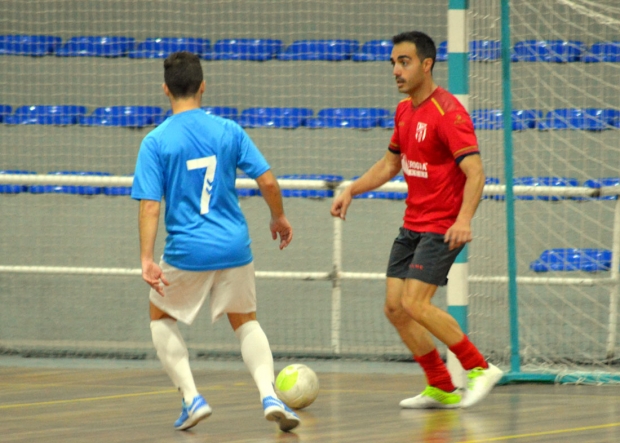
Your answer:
[331,189,352,220]
[141,260,169,297]
[444,219,473,250]
[270,215,293,250]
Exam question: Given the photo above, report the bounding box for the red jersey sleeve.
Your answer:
[389,101,407,153]
[388,123,400,154]
[389,118,400,153]
[438,109,479,160]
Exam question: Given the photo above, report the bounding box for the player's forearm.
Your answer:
[348,154,401,197]
[457,167,485,223]
[138,200,161,264]
[256,171,285,218]
[261,185,285,219]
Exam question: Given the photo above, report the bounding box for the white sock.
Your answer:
[235,320,276,401]
[150,319,199,404]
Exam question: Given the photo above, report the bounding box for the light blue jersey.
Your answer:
[131,109,270,271]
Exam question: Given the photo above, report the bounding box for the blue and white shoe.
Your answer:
[262,395,300,432]
[174,394,212,430]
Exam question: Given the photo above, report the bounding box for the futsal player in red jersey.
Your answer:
[331,31,503,409]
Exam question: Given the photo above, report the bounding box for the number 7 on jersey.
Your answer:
[187,156,217,215]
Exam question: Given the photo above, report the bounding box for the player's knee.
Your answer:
[384,303,407,326]
[228,311,257,331]
[400,297,430,324]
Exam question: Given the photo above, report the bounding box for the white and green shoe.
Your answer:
[461,363,503,408]
[399,385,462,409]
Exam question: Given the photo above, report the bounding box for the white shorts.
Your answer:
[149,260,257,325]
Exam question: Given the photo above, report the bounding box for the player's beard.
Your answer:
[396,74,423,96]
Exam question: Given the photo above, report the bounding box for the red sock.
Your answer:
[448,335,488,370]
[414,349,456,393]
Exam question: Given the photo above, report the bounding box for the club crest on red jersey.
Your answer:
[415,122,427,142]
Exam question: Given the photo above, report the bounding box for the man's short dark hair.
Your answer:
[163,51,204,98]
[392,31,437,71]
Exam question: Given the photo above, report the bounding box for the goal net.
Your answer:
[469,0,620,382]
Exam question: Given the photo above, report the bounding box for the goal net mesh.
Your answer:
[469,0,620,381]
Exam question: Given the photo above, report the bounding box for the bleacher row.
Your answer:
[1,170,617,274]
[1,105,620,130]
[1,35,620,63]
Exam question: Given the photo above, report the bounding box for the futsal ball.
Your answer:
[275,363,319,409]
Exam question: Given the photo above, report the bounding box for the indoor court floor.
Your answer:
[1,357,619,443]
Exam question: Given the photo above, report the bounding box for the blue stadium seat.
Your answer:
[582,41,620,63]
[278,174,343,198]
[103,186,132,196]
[304,108,390,129]
[129,37,210,59]
[55,36,135,57]
[29,185,64,194]
[29,171,111,195]
[0,170,36,194]
[380,115,395,129]
[436,41,447,62]
[513,176,579,201]
[204,39,283,61]
[153,110,172,126]
[80,106,163,127]
[471,109,502,130]
[538,108,615,131]
[200,106,238,119]
[102,174,132,196]
[601,109,620,128]
[277,40,359,61]
[236,188,257,198]
[513,109,543,130]
[0,35,62,56]
[583,177,620,201]
[4,105,87,125]
[353,175,407,200]
[0,105,12,123]
[530,248,612,272]
[154,106,238,125]
[538,109,576,130]
[236,107,313,128]
[469,40,501,61]
[471,109,542,130]
[587,108,619,129]
[351,40,392,62]
[511,40,585,62]
[435,40,499,62]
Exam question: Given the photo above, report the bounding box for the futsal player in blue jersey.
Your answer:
[131,51,300,432]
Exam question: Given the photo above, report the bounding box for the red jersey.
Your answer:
[389,86,479,234]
